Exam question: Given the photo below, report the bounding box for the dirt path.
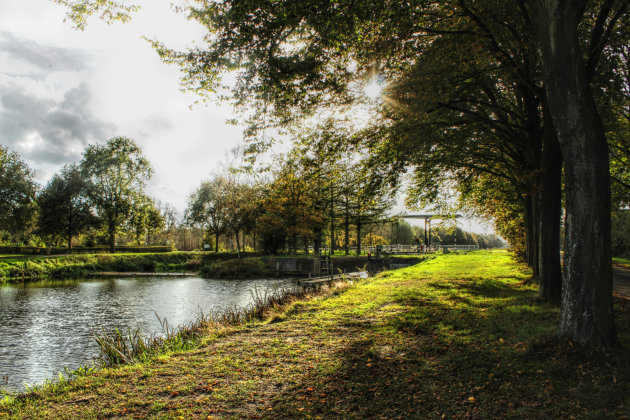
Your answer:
[613,266,630,299]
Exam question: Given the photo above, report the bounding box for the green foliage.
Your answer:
[80,137,152,252]
[612,210,630,256]
[37,164,97,248]
[125,195,164,246]
[257,153,324,254]
[608,44,630,207]
[185,176,231,252]
[53,0,139,30]
[0,146,38,238]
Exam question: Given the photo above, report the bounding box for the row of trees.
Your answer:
[4,138,502,255]
[1,138,165,252]
[185,142,395,255]
[185,142,504,255]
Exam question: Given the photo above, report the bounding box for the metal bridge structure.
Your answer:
[398,214,463,249]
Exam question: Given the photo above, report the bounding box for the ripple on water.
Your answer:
[0,276,296,392]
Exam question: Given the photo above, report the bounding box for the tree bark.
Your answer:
[108,223,116,253]
[524,195,537,272]
[356,220,362,256]
[533,0,618,346]
[538,107,563,303]
[344,216,350,255]
[215,232,219,252]
[531,194,541,278]
[315,228,322,257]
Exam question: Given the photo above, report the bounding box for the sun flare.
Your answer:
[363,78,383,100]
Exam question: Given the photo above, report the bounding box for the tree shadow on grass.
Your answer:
[265,281,629,419]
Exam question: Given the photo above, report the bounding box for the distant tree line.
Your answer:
[1,138,167,252]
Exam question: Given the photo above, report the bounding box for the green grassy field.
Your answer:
[0,252,204,282]
[1,250,628,418]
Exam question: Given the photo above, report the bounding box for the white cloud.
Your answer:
[0,0,244,215]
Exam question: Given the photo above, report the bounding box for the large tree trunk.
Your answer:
[523,194,539,273]
[356,221,362,256]
[67,215,73,253]
[344,216,350,255]
[315,228,322,257]
[538,108,563,303]
[534,0,618,346]
[215,232,219,252]
[108,223,116,253]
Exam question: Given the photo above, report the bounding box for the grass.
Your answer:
[614,256,630,268]
[0,252,205,283]
[1,250,629,418]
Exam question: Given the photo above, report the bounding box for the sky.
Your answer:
[0,0,495,235]
[0,0,243,216]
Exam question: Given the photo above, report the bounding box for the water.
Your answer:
[0,276,296,392]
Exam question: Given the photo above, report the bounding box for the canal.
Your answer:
[0,276,296,392]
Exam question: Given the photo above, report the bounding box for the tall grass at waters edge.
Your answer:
[0,253,205,283]
[91,279,349,368]
[0,279,340,400]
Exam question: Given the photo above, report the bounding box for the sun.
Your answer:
[363,77,383,100]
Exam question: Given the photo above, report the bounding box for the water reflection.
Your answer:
[0,276,295,392]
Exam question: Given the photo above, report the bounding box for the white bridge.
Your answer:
[313,244,479,255]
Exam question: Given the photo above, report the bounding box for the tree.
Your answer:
[37,164,96,250]
[0,146,38,238]
[80,137,152,253]
[185,176,230,252]
[53,0,139,30]
[126,195,164,246]
[154,201,178,246]
[530,0,621,346]
[258,155,324,255]
[223,181,259,257]
[145,205,165,246]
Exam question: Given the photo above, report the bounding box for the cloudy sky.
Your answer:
[0,0,245,216]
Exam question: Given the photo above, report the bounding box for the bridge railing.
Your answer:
[434,245,480,251]
[307,244,480,255]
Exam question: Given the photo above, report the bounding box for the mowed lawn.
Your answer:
[2,250,629,419]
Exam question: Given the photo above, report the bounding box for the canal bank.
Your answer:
[1,252,427,283]
[259,255,426,276]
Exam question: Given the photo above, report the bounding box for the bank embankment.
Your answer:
[0,252,272,283]
[0,252,426,283]
[0,252,203,283]
[2,250,629,418]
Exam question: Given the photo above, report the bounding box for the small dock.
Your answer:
[298,271,368,285]
[93,272,196,277]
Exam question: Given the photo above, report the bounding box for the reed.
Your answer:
[91,281,338,367]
